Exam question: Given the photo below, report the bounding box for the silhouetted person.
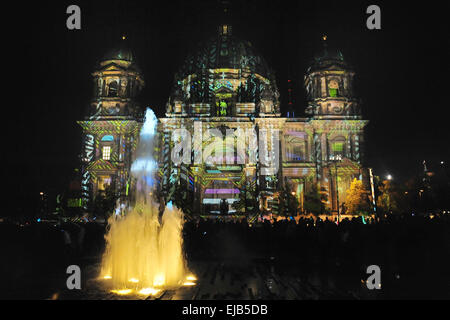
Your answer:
[220,199,228,215]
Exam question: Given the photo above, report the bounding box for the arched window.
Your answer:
[108,80,118,97]
[101,135,114,142]
[329,88,338,97]
[285,136,306,162]
[102,146,111,160]
[219,100,227,116]
[330,137,346,160]
[292,145,305,161]
[328,79,339,97]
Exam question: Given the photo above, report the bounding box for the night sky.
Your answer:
[10,0,448,214]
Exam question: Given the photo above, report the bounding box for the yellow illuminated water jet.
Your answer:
[100,108,190,293]
[111,289,133,295]
[138,288,161,296]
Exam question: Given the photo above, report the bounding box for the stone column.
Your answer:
[321,133,328,161]
[354,134,360,163]
[347,134,352,159]
[307,133,313,161]
[321,76,327,97]
[359,133,365,164]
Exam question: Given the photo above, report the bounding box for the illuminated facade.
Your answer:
[78,48,144,210]
[159,26,368,216]
[79,26,368,217]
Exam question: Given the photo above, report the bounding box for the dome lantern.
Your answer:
[167,25,280,117]
[89,46,144,120]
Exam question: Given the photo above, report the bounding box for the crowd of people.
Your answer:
[1,213,449,298]
[184,214,449,262]
[183,214,450,298]
[0,220,105,298]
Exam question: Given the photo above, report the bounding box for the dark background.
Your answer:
[8,0,448,215]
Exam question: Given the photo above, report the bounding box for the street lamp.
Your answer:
[440,160,449,180]
[419,189,424,198]
[385,175,393,215]
[290,191,297,216]
[369,168,377,219]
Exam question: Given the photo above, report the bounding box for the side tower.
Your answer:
[304,37,369,215]
[78,47,144,212]
[305,37,360,120]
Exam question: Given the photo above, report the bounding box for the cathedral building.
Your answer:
[79,25,369,217]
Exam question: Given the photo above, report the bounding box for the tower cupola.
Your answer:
[304,36,360,119]
[89,43,144,120]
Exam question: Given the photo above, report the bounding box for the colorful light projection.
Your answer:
[78,117,141,202]
[81,134,95,210]
[204,188,240,194]
[156,30,368,216]
[202,198,238,204]
[101,135,114,142]
[171,123,277,168]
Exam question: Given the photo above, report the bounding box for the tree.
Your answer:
[232,181,258,214]
[345,178,371,215]
[304,183,327,216]
[92,184,118,220]
[376,180,400,215]
[278,185,299,217]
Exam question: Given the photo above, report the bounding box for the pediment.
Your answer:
[337,157,361,170]
[87,159,116,171]
[98,62,127,72]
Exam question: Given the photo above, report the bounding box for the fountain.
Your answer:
[100,108,192,295]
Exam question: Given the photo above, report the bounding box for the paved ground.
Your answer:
[52,258,380,300]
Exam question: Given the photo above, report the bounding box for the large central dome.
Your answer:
[177,25,272,79]
[166,25,280,118]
